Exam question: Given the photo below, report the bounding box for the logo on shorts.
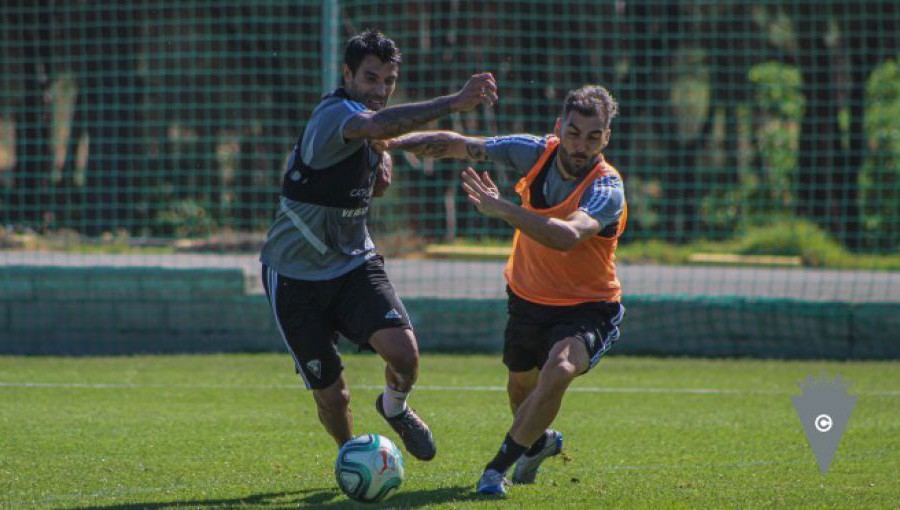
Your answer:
[306,359,322,379]
[384,308,402,320]
[583,331,597,351]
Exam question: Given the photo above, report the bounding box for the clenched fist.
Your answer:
[450,72,498,112]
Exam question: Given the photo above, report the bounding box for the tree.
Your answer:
[80,3,143,235]
[9,1,51,229]
[622,1,702,242]
[792,0,897,248]
[837,0,898,249]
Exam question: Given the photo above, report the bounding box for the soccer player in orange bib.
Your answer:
[385,85,626,495]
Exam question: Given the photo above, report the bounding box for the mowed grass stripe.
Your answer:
[1,354,898,509]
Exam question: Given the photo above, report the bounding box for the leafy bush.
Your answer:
[748,62,804,214]
[861,59,900,251]
[737,219,846,267]
[154,199,217,238]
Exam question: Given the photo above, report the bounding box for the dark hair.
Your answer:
[562,85,619,129]
[343,30,402,75]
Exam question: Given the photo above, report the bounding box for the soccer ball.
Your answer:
[335,433,404,503]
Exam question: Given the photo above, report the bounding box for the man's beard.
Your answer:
[559,147,595,178]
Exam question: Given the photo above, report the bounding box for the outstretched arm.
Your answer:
[343,73,497,141]
[460,167,602,251]
[386,131,491,161]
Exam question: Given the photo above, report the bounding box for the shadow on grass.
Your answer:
[77,485,487,509]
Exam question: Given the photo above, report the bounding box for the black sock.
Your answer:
[485,433,528,474]
[524,431,548,457]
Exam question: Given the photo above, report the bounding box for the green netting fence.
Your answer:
[1,1,898,357]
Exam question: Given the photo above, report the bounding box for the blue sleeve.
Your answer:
[578,174,625,227]
[300,98,368,169]
[484,135,547,174]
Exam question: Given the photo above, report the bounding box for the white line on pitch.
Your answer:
[1,381,898,396]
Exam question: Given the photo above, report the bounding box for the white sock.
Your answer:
[382,386,409,418]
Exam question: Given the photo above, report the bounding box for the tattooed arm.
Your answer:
[386,131,492,162]
[343,72,498,141]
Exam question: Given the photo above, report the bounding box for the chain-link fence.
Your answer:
[2,1,898,357]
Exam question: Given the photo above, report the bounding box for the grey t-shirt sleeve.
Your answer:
[578,174,625,228]
[484,135,547,174]
[301,97,368,169]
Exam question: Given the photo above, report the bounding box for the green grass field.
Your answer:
[1,354,899,509]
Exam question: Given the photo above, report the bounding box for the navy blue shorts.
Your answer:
[503,287,624,374]
[262,255,412,389]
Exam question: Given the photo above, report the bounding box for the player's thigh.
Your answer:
[549,302,625,375]
[544,336,591,376]
[262,265,344,390]
[333,255,413,349]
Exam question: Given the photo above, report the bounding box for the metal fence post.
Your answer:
[322,0,340,94]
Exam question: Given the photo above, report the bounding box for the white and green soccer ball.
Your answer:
[335,433,404,503]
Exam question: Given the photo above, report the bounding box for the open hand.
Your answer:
[461,167,503,217]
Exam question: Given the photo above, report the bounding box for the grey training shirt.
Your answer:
[484,134,624,227]
[259,94,379,280]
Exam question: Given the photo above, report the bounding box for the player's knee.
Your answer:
[507,382,533,412]
[387,344,419,378]
[508,379,530,399]
[542,358,579,387]
[372,328,419,377]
